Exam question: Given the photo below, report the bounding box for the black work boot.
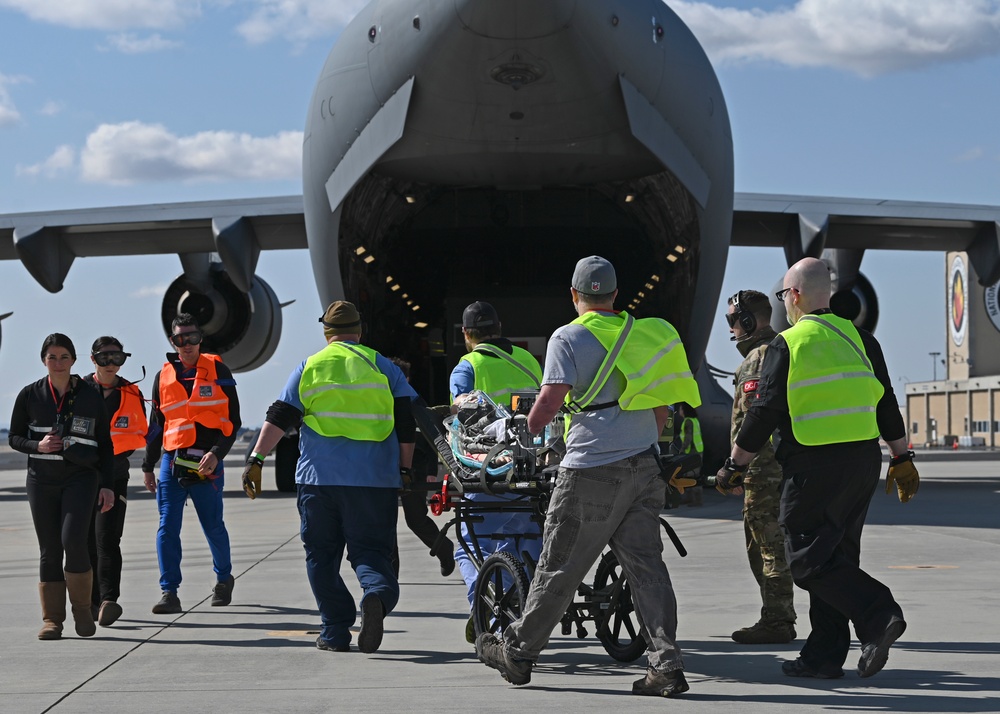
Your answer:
[211,575,235,606]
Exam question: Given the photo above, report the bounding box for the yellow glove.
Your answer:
[242,456,263,500]
[668,474,699,494]
[885,451,919,503]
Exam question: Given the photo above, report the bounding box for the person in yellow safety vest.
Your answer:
[83,336,148,627]
[676,402,703,455]
[476,255,700,698]
[142,313,241,617]
[449,300,544,645]
[242,301,418,654]
[723,257,920,681]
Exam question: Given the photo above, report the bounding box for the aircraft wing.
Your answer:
[732,193,1000,283]
[0,196,307,292]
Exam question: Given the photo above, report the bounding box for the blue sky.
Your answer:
[1,0,999,426]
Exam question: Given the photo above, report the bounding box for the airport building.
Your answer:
[905,251,1000,447]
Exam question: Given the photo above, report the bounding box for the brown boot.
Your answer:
[38,581,66,640]
[64,570,97,637]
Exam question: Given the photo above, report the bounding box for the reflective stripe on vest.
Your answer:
[460,344,542,408]
[110,383,148,454]
[160,354,233,452]
[299,342,395,441]
[569,311,701,412]
[682,417,704,454]
[784,314,884,446]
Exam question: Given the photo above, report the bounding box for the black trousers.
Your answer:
[391,479,446,576]
[779,442,901,670]
[89,477,129,605]
[26,469,98,581]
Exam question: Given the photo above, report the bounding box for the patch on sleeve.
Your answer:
[742,379,759,394]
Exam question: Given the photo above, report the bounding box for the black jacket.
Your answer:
[9,375,115,488]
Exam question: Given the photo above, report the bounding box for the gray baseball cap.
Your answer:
[571,256,617,295]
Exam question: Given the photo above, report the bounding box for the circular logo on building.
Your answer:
[985,277,1000,333]
[949,254,968,346]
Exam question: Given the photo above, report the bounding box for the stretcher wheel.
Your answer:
[472,551,531,640]
[592,550,646,662]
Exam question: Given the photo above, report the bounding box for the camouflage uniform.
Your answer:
[731,325,796,637]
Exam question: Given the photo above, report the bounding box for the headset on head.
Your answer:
[731,291,757,334]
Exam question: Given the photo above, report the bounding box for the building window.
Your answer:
[972,420,990,433]
[911,422,919,434]
[994,421,1000,432]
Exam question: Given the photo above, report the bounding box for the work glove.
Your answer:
[242,455,264,500]
[885,450,919,503]
[715,458,746,495]
[668,473,699,494]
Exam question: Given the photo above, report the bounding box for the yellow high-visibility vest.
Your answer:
[299,342,394,441]
[784,314,884,445]
[459,344,541,408]
[567,311,701,413]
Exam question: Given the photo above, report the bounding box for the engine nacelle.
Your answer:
[160,266,282,372]
[768,271,879,334]
[830,271,879,334]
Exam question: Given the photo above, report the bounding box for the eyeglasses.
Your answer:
[170,332,203,347]
[93,351,130,367]
[775,287,796,302]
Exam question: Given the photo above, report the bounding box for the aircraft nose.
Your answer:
[455,0,577,38]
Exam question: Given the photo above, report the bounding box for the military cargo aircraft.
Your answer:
[2,1,1000,483]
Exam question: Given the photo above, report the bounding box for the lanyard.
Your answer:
[48,378,68,415]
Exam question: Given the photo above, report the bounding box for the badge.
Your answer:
[70,416,93,435]
[114,416,129,428]
[199,386,213,397]
[742,379,758,394]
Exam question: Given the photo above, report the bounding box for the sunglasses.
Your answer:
[725,312,739,328]
[170,332,203,347]
[93,351,130,367]
[775,287,796,302]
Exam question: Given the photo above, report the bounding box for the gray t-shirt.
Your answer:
[543,315,659,469]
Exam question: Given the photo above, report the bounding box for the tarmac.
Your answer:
[0,451,998,713]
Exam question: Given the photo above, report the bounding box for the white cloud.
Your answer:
[955,147,985,162]
[673,0,1000,75]
[78,121,302,184]
[0,0,200,31]
[39,100,64,116]
[236,0,368,44]
[0,72,26,127]
[130,283,169,299]
[16,145,77,178]
[102,33,182,54]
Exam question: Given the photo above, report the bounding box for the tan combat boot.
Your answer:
[64,570,97,637]
[731,620,796,644]
[38,581,67,640]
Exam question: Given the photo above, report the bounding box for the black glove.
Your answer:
[400,467,413,489]
[715,457,746,495]
[242,454,264,500]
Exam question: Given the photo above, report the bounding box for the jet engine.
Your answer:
[830,271,879,334]
[160,264,282,372]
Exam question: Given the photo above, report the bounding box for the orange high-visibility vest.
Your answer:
[160,354,233,451]
[110,381,148,454]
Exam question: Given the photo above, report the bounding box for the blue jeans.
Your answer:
[297,484,399,648]
[503,453,684,672]
[455,493,543,605]
[156,453,232,593]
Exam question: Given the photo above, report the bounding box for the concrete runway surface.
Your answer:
[0,453,997,713]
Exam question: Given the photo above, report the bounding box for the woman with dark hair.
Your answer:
[8,333,115,640]
[84,336,148,626]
